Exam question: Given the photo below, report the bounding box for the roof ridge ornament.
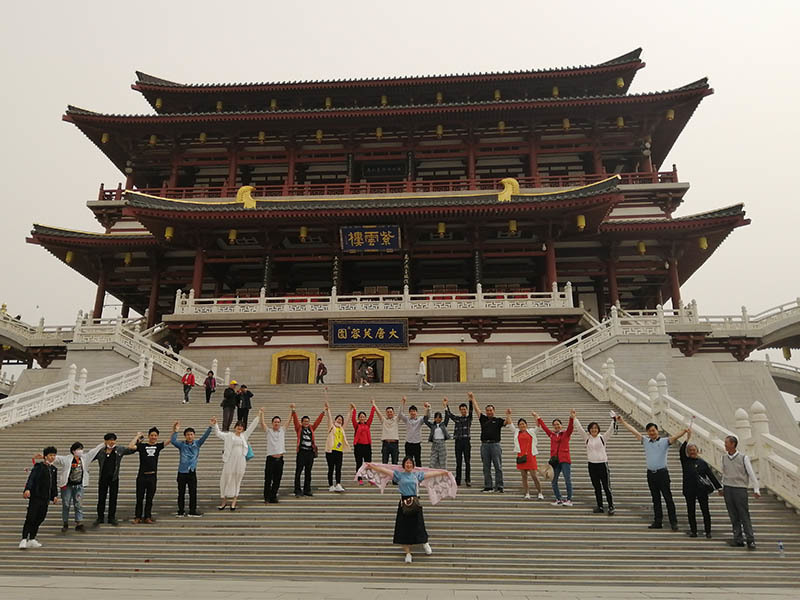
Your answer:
[236,185,257,209]
[498,178,520,202]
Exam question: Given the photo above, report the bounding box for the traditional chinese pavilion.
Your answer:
[27,49,750,383]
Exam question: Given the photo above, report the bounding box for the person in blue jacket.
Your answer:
[170,420,212,517]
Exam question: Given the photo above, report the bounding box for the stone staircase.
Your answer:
[1,382,798,584]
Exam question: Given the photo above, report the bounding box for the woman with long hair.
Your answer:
[368,457,450,563]
[213,409,261,510]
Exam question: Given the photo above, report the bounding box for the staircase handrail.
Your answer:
[574,353,800,509]
[760,357,800,377]
[0,356,151,429]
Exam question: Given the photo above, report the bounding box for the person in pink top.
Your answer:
[534,408,575,506]
[350,401,376,484]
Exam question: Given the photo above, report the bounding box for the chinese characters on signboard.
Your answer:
[340,225,401,253]
[329,319,408,348]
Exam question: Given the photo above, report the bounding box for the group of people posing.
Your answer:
[19,390,762,557]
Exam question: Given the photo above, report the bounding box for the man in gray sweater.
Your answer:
[720,435,760,550]
[399,396,425,467]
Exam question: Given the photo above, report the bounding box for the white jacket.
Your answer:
[53,443,105,488]
[574,417,614,463]
[510,424,538,456]
[214,419,259,462]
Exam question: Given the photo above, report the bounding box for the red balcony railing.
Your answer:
[97,168,679,202]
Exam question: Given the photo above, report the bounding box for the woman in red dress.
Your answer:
[512,416,543,500]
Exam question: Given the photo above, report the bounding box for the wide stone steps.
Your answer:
[1,382,798,585]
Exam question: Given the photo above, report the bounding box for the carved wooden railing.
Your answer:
[574,352,800,510]
[0,356,152,429]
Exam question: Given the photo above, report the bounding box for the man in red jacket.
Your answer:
[180,368,196,404]
[291,404,325,497]
[534,408,575,506]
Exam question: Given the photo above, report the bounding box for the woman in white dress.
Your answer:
[212,409,262,510]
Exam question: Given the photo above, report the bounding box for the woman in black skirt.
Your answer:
[368,457,450,563]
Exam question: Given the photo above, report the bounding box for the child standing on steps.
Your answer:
[422,402,451,469]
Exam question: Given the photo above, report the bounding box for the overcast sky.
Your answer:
[2,1,799,396]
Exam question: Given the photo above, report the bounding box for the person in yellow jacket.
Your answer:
[323,388,351,492]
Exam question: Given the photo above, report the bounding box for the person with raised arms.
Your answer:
[213,409,262,510]
[373,400,400,466]
[170,420,212,517]
[471,394,511,493]
[350,400,376,484]
[507,412,543,500]
[573,411,616,514]
[260,407,292,504]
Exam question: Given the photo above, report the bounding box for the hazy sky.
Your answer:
[1,1,798,382]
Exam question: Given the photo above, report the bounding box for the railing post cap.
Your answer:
[735,407,749,420]
[607,357,615,365]
[750,400,766,415]
[648,378,657,386]
[656,372,667,383]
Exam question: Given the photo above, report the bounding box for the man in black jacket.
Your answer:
[93,433,136,526]
[237,384,254,428]
[221,380,238,432]
[680,430,722,538]
[20,446,59,549]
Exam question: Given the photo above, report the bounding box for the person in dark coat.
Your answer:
[221,380,238,432]
[20,446,59,549]
[237,384,254,428]
[680,430,722,538]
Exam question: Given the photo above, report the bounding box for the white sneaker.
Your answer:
[27,539,42,548]
[551,500,562,506]
[365,382,370,386]
[524,493,531,500]
[329,485,336,492]
[18,539,27,549]
[335,483,345,492]
[422,542,432,555]
[358,385,363,389]
[562,500,573,506]
[537,493,545,500]
[404,553,412,563]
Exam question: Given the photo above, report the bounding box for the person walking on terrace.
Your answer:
[367,457,450,564]
[316,358,327,384]
[416,356,435,391]
[350,401,376,484]
[720,434,760,550]
[535,409,576,506]
[574,411,616,514]
[679,429,721,538]
[508,413,543,500]
[213,410,262,510]
[181,367,196,404]
[203,370,216,404]
[471,393,511,493]
[19,447,59,550]
[170,420,212,517]
[291,404,325,497]
[618,416,688,530]
[444,394,473,487]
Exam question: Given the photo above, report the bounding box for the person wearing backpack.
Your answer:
[316,358,327,384]
[535,409,575,506]
[574,412,616,514]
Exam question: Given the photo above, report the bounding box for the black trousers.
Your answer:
[97,475,119,521]
[237,408,250,428]
[135,473,157,519]
[646,468,677,525]
[405,442,422,467]
[454,438,471,484]
[588,462,614,508]
[685,491,711,534]
[294,449,314,494]
[264,456,284,501]
[22,498,49,540]
[205,388,213,403]
[316,374,325,384]
[326,451,343,485]
[354,443,372,477]
[183,384,192,402]
[177,471,197,514]
[382,441,399,464]
[222,406,236,431]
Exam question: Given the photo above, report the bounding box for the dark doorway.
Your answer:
[351,357,384,383]
[278,358,309,384]
[428,357,459,383]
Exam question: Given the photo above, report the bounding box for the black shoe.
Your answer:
[75,523,85,532]
[592,507,604,514]
[268,498,278,504]
[295,493,302,498]
[727,540,745,547]
[108,518,119,526]
[705,532,712,539]
[482,487,493,492]
[670,523,679,531]
[495,488,504,494]
[747,542,756,550]
[61,523,69,533]
[303,491,314,497]
[93,518,104,526]
[175,511,186,518]
[686,531,698,538]
[187,512,203,517]
[465,482,471,487]
[648,523,663,529]
[608,506,616,515]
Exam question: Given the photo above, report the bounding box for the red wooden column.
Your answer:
[283,146,296,195]
[528,136,539,185]
[147,268,160,328]
[545,240,557,289]
[466,138,476,183]
[191,248,205,297]
[168,151,180,188]
[668,258,681,308]
[120,303,130,319]
[607,259,620,306]
[92,268,108,319]
[227,144,239,193]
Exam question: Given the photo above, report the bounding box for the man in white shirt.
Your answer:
[720,435,760,549]
[417,357,435,391]
[260,407,292,504]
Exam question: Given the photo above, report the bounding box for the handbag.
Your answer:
[245,444,254,461]
[516,455,528,465]
[548,455,560,468]
[401,496,422,515]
